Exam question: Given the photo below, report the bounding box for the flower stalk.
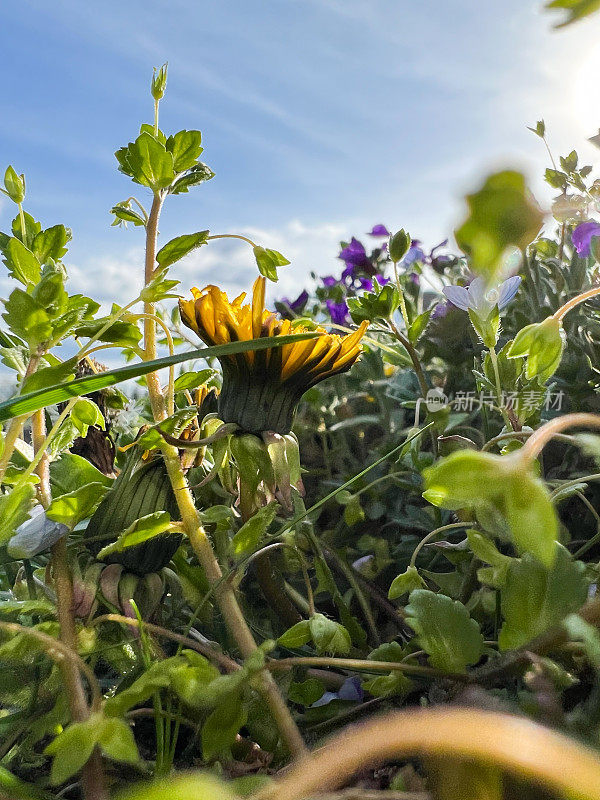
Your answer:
[142,192,307,759]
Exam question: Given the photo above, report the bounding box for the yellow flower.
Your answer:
[179,277,368,433]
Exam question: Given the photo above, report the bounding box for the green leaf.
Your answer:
[50,453,112,496]
[96,716,139,766]
[140,267,180,303]
[0,332,318,423]
[253,246,290,282]
[173,369,214,392]
[423,450,558,567]
[231,502,278,557]
[44,717,97,785]
[104,658,181,717]
[278,619,311,648]
[507,317,564,382]
[155,231,209,268]
[71,398,105,436]
[388,229,410,263]
[309,613,351,655]
[170,162,215,194]
[388,565,426,599]
[407,308,432,344]
[166,130,203,172]
[454,170,544,282]
[405,589,484,672]
[3,289,52,347]
[122,132,175,190]
[32,225,70,264]
[97,511,172,559]
[0,483,36,545]
[73,317,142,348]
[3,239,41,286]
[110,203,146,227]
[499,545,588,650]
[545,0,600,27]
[3,166,25,204]
[545,168,568,189]
[46,482,108,528]
[202,692,247,761]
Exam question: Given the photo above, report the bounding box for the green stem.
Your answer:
[488,347,512,429]
[410,523,473,568]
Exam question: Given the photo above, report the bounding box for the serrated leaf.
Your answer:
[166,130,203,172]
[405,589,484,672]
[3,238,40,286]
[309,613,351,655]
[32,225,70,264]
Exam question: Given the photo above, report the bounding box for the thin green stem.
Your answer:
[207,233,257,248]
[410,522,473,568]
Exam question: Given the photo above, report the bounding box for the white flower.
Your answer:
[442,276,521,317]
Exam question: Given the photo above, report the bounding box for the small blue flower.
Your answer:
[442,276,521,317]
[402,241,426,267]
[572,221,600,257]
[311,676,364,707]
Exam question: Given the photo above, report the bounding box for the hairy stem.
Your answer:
[32,410,107,800]
[142,193,307,759]
[518,412,600,466]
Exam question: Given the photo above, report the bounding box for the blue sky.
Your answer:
[1,0,600,308]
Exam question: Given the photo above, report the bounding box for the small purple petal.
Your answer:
[337,676,364,702]
[409,272,420,286]
[368,224,390,237]
[326,299,350,326]
[322,275,338,288]
[572,221,600,256]
[497,276,521,310]
[442,285,471,311]
[339,237,368,267]
[467,277,487,310]
[402,244,426,266]
[375,274,390,286]
[358,277,374,292]
[431,301,450,319]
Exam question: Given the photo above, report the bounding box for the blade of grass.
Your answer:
[0,332,318,422]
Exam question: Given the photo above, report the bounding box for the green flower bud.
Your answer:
[507,316,564,381]
[151,63,168,101]
[389,229,411,263]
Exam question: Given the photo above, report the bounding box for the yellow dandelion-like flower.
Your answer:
[179,276,368,433]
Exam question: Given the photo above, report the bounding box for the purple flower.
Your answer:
[368,224,390,237]
[357,275,390,292]
[339,238,370,269]
[431,301,450,320]
[402,241,426,267]
[322,275,339,288]
[572,221,600,256]
[326,299,350,326]
[312,676,364,707]
[443,276,521,316]
[281,289,309,314]
[409,272,420,286]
